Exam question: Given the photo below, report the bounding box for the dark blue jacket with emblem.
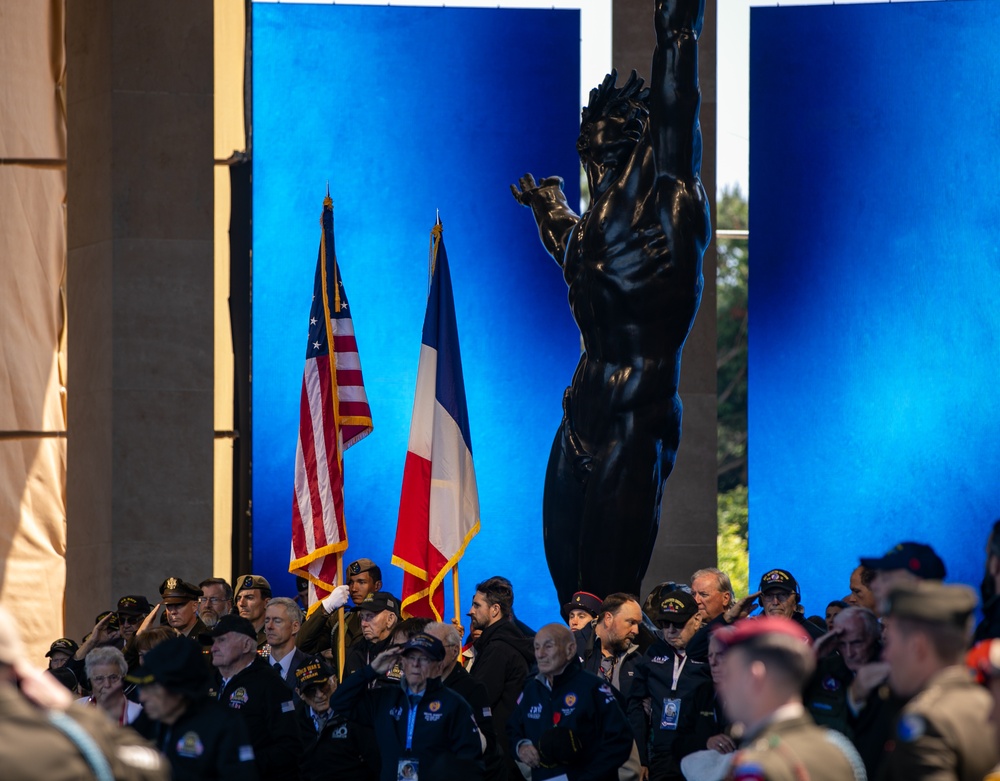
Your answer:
[327,664,484,781]
[133,696,260,781]
[508,659,633,781]
[626,640,713,770]
[216,656,303,781]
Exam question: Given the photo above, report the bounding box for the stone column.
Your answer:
[65,1,214,640]
[613,0,720,591]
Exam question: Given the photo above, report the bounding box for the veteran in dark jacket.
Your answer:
[509,623,633,781]
[203,614,302,781]
[328,632,483,781]
[130,636,259,781]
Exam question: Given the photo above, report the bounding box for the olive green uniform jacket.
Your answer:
[726,706,866,781]
[879,666,998,781]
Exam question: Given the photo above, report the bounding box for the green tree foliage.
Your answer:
[716,185,749,590]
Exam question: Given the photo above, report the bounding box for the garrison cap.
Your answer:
[860,541,946,580]
[46,637,79,658]
[561,591,603,621]
[236,574,272,597]
[198,613,258,644]
[295,657,334,690]
[351,591,400,616]
[347,558,377,577]
[884,580,976,627]
[159,577,203,605]
[116,595,153,616]
[759,569,799,595]
[400,632,445,661]
[127,636,211,697]
[656,589,699,625]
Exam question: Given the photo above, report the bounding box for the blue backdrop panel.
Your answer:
[252,4,580,630]
[749,1,1000,615]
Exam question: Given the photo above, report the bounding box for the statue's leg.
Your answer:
[577,411,679,600]
[542,417,589,606]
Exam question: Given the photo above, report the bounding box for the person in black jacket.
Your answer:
[574,592,647,702]
[342,592,402,687]
[466,576,535,779]
[509,623,633,781]
[328,633,484,781]
[130,635,259,781]
[293,657,372,781]
[627,590,714,781]
[425,621,504,781]
[202,614,302,781]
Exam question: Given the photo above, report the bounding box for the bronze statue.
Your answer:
[511,0,710,604]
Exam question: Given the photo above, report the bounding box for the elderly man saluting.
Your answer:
[328,632,484,780]
[510,623,633,781]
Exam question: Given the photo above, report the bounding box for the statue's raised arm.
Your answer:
[512,0,712,604]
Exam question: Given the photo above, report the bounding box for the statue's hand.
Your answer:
[510,174,564,206]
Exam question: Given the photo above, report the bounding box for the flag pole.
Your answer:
[336,551,345,681]
[452,564,461,630]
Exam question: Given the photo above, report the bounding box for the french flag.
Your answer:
[392,224,480,620]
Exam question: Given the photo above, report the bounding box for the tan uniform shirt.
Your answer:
[727,706,865,781]
[879,666,998,781]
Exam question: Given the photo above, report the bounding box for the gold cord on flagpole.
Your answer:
[452,564,461,631]
[337,551,346,682]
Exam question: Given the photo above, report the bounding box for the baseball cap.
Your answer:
[860,542,946,580]
[117,595,153,616]
[295,657,334,690]
[352,591,401,617]
[400,633,445,662]
[758,569,799,595]
[46,637,79,658]
[656,590,699,626]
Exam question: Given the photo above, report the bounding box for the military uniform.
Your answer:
[726,707,866,781]
[297,607,364,656]
[878,666,997,781]
[509,659,633,781]
[0,686,168,781]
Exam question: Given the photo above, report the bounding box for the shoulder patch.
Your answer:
[729,759,766,781]
[281,700,295,713]
[897,714,926,742]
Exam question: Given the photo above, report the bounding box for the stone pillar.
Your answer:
[65,2,214,640]
[612,0,719,591]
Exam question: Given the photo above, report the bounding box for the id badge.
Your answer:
[660,697,681,730]
[397,758,418,781]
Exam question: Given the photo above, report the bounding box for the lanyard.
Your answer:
[671,652,688,692]
[405,694,420,751]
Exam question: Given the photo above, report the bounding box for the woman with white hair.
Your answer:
[80,646,142,725]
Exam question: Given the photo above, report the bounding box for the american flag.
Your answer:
[290,196,372,608]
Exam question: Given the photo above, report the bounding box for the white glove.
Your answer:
[321,584,351,613]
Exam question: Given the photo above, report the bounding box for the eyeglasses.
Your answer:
[761,591,792,603]
[91,674,121,686]
[198,597,230,606]
[117,614,141,625]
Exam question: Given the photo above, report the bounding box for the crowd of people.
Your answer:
[4,526,1000,781]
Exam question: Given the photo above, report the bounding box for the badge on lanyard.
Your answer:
[397,758,419,780]
[660,697,681,730]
